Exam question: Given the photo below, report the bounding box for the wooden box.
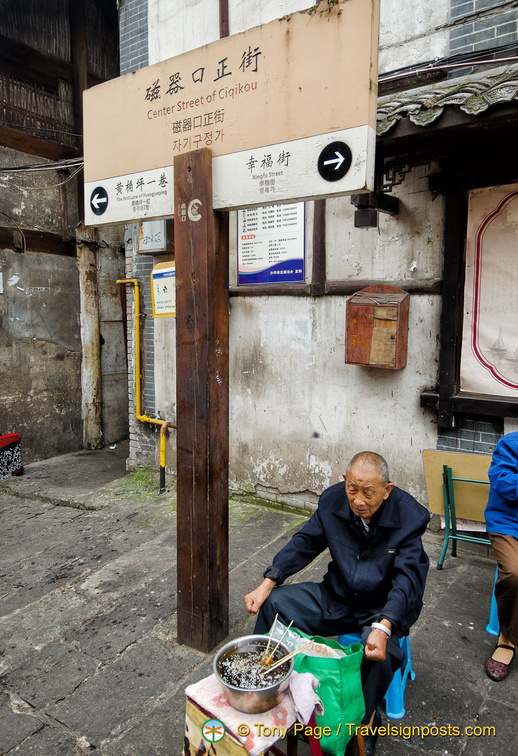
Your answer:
[345,285,409,369]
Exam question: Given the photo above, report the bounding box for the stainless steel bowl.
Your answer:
[213,634,294,714]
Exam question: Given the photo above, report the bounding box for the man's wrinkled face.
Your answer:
[343,461,394,524]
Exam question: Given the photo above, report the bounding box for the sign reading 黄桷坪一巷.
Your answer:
[83,0,379,225]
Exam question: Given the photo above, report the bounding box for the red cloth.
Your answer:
[0,433,21,450]
[0,434,23,478]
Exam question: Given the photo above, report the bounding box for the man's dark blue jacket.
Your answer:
[264,481,430,634]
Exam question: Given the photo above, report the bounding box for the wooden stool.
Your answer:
[185,700,365,756]
[264,713,365,756]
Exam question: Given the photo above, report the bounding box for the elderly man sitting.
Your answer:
[244,451,430,756]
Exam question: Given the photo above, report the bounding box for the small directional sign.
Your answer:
[90,186,109,216]
[317,142,352,182]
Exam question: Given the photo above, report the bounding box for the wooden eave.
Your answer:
[376,63,518,163]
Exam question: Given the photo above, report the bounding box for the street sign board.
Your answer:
[151,262,176,317]
[84,0,379,225]
[237,202,305,285]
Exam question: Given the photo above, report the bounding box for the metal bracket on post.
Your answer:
[350,192,401,228]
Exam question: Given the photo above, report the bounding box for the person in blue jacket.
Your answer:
[484,431,518,681]
[244,451,430,753]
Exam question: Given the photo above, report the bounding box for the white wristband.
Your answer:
[371,621,391,638]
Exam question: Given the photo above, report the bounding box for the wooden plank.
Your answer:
[437,191,467,427]
[175,148,229,652]
[91,0,119,34]
[0,123,79,160]
[68,0,89,218]
[421,391,518,418]
[0,226,75,256]
[310,199,326,296]
[219,0,230,38]
[230,279,441,296]
[185,699,247,756]
[0,34,73,83]
[0,33,103,87]
[0,59,59,94]
[422,449,491,519]
[68,0,89,141]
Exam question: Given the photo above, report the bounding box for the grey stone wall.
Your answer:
[119,0,149,74]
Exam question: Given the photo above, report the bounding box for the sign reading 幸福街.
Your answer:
[83,0,380,225]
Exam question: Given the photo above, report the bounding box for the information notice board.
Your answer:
[237,202,305,285]
[151,262,176,317]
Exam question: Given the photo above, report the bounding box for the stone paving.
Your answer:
[1,444,516,756]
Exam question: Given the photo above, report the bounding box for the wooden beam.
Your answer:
[0,34,73,82]
[0,226,75,257]
[310,199,326,296]
[219,0,229,38]
[91,0,119,36]
[0,58,59,94]
[350,192,400,216]
[68,0,89,146]
[421,391,518,419]
[175,148,229,652]
[68,0,89,219]
[229,278,442,296]
[0,123,79,160]
[0,33,103,87]
[437,190,468,428]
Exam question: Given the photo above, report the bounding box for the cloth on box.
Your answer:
[185,670,322,756]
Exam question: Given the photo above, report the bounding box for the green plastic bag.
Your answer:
[292,629,365,756]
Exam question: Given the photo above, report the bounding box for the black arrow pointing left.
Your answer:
[90,186,109,216]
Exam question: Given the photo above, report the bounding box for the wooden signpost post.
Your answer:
[83,1,380,653]
[174,149,230,651]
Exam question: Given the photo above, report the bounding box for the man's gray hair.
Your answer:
[345,451,391,485]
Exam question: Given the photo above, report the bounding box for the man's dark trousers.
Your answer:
[254,582,405,724]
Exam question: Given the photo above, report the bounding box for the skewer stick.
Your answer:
[262,613,278,659]
[259,641,313,675]
[269,620,294,658]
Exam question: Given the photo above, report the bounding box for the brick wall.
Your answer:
[437,418,503,454]
[119,0,149,74]
[124,227,158,468]
[119,4,157,467]
[450,0,518,56]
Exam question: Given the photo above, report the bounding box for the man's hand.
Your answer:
[364,620,393,661]
[244,578,276,615]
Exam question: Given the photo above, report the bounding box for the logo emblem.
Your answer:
[202,718,226,742]
[187,199,202,221]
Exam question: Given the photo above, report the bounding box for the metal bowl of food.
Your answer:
[213,634,294,714]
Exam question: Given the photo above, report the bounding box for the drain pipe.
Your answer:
[117,278,176,493]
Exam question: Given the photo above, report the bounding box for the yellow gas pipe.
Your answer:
[117,278,176,492]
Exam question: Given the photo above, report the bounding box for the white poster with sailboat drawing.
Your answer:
[461,183,518,397]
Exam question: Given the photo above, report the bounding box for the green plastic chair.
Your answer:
[437,465,491,569]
